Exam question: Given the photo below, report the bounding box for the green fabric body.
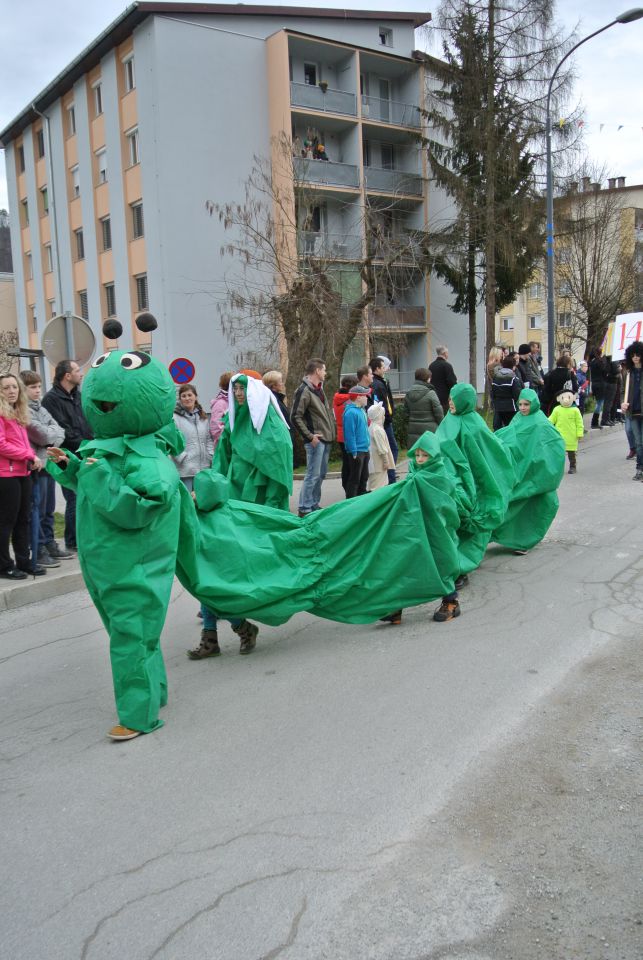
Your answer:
[212,376,293,510]
[493,389,566,550]
[46,350,185,733]
[436,383,516,566]
[176,446,462,625]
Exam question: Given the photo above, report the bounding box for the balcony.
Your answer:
[291,82,357,117]
[293,156,359,189]
[364,167,424,197]
[361,96,421,128]
[297,232,362,259]
[369,305,426,330]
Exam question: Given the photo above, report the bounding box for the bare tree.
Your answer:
[0,330,19,376]
[206,134,424,401]
[554,166,635,354]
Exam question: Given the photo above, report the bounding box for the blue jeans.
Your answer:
[40,471,56,547]
[299,440,330,513]
[61,485,77,549]
[200,604,241,631]
[384,422,398,484]
[627,415,643,469]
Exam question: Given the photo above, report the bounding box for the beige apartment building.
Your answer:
[497,177,643,367]
[0,3,485,396]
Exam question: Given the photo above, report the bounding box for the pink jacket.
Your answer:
[0,416,36,477]
[210,390,229,446]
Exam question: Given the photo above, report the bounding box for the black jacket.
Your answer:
[273,391,296,444]
[428,356,457,408]
[370,374,395,426]
[491,367,522,413]
[41,383,93,453]
[543,367,578,410]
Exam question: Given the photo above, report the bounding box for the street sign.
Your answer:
[169,357,195,384]
[41,313,96,366]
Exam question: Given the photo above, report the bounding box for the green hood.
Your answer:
[449,383,477,415]
[408,430,443,474]
[519,388,540,415]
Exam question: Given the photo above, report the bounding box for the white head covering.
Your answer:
[367,401,385,423]
[378,355,392,371]
[228,373,289,433]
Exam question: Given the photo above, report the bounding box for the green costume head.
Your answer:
[518,388,540,415]
[408,430,443,474]
[448,383,477,415]
[82,350,176,438]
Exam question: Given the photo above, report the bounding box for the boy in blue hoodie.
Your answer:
[343,384,371,498]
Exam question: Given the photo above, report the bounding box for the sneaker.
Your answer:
[187,630,221,659]
[46,541,74,560]
[626,449,636,460]
[454,574,469,590]
[108,725,142,741]
[298,510,311,518]
[633,471,643,481]
[17,564,47,577]
[433,599,461,622]
[513,549,528,556]
[379,610,402,625]
[0,568,28,581]
[38,547,61,568]
[568,466,576,474]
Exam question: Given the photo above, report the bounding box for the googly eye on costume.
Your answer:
[120,352,151,369]
[92,353,110,368]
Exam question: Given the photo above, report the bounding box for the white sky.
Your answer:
[0,0,641,212]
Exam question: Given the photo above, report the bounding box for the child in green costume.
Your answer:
[47,318,190,741]
[548,388,584,474]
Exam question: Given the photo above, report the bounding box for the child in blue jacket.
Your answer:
[343,384,371,498]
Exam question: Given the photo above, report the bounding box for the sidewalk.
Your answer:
[0,420,626,611]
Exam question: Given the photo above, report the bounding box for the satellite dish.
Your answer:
[41,313,96,367]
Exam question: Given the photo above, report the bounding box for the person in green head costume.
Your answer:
[212,373,293,510]
[492,388,565,552]
[47,316,189,741]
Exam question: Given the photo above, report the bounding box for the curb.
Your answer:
[0,567,86,612]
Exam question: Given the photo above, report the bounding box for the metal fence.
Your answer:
[297,232,362,259]
[361,96,421,128]
[293,157,360,188]
[364,167,424,196]
[290,82,357,116]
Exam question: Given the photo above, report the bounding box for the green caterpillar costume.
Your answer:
[48,336,564,737]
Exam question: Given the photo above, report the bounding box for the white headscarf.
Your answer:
[228,373,289,433]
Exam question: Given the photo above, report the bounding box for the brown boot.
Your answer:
[187,629,221,659]
[233,619,259,654]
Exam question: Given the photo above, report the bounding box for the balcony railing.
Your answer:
[290,82,357,117]
[364,167,424,197]
[361,96,421,128]
[293,156,360,189]
[368,305,427,329]
[297,232,362,259]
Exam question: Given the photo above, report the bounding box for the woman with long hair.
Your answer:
[172,383,214,492]
[0,374,42,579]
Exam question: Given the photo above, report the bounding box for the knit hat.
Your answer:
[518,343,531,356]
[348,384,371,397]
[378,356,392,371]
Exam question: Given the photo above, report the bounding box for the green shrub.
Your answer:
[392,404,408,451]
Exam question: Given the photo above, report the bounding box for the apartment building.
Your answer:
[1,4,479,396]
[497,178,643,367]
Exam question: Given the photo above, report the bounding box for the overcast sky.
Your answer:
[1,0,641,212]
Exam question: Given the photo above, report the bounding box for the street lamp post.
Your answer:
[545,8,643,369]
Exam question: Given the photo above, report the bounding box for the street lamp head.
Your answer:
[616,8,643,22]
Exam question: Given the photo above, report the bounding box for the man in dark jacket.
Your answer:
[42,359,93,551]
[369,356,397,483]
[429,345,457,414]
[291,358,336,517]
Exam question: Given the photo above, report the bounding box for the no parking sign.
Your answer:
[169,357,195,384]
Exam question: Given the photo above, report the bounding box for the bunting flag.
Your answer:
[555,119,641,133]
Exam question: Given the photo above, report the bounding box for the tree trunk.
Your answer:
[467,237,477,386]
[484,0,497,400]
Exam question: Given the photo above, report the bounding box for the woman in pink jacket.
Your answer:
[209,371,232,449]
[0,374,41,580]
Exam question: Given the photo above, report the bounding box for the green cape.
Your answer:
[212,374,293,510]
[492,388,565,549]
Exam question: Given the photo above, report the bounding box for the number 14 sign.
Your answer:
[612,313,643,360]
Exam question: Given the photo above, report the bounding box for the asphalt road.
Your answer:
[0,426,641,960]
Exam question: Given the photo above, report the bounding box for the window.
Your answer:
[528,314,541,330]
[557,312,572,328]
[26,252,33,279]
[93,82,103,117]
[101,216,112,251]
[44,243,53,273]
[40,186,49,216]
[126,128,139,166]
[75,228,85,261]
[131,201,144,239]
[528,282,542,299]
[36,128,45,158]
[78,289,89,320]
[559,280,572,297]
[303,62,317,86]
[502,316,514,331]
[123,56,135,92]
[96,148,108,184]
[558,248,571,264]
[48,299,56,318]
[30,305,37,333]
[17,145,25,173]
[135,273,148,311]
[380,143,395,170]
[71,164,80,198]
[104,282,116,318]
[363,141,371,167]
[21,198,29,227]
[378,27,393,47]
[67,105,76,136]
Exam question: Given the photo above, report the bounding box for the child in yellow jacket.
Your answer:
[549,388,584,474]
